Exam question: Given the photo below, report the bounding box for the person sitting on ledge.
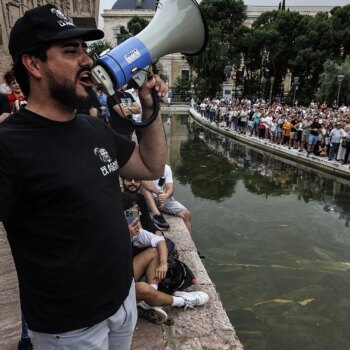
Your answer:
[141,164,192,235]
[122,192,209,324]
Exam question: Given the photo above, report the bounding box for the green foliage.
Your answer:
[189,0,350,104]
[127,16,149,35]
[175,132,236,201]
[188,0,246,99]
[316,56,350,105]
[173,76,191,98]
[88,40,113,59]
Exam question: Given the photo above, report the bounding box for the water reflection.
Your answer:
[164,113,350,350]
[176,117,350,228]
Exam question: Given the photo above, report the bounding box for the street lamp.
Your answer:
[269,76,275,103]
[293,76,300,106]
[337,74,345,107]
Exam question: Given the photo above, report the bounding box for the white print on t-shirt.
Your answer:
[121,98,132,107]
[94,147,112,163]
[93,147,119,176]
[100,160,119,176]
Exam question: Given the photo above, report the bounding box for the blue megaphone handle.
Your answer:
[96,37,152,89]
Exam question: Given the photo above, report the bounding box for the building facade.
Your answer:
[0,0,99,80]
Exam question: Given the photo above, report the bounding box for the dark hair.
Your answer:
[3,69,16,86]
[12,43,51,97]
[121,192,140,210]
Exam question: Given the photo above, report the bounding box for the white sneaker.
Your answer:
[137,301,168,325]
[173,291,209,309]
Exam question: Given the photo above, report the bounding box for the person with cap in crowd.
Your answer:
[0,4,167,350]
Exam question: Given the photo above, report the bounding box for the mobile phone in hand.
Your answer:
[125,209,138,225]
[158,177,165,187]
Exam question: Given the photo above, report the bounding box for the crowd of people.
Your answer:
[0,5,208,350]
[196,97,350,166]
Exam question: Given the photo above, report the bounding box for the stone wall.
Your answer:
[0,0,99,81]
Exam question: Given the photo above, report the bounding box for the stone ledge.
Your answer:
[132,215,243,350]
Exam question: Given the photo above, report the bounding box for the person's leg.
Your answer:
[344,142,350,164]
[133,248,159,285]
[161,197,192,235]
[176,209,192,235]
[136,282,209,309]
[328,143,335,160]
[136,282,173,306]
[108,280,137,350]
[141,189,159,215]
[141,186,170,230]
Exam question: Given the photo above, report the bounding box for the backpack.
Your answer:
[165,237,179,260]
[158,257,196,295]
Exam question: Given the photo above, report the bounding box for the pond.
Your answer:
[163,113,350,350]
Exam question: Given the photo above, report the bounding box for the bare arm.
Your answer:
[155,239,168,282]
[120,75,167,180]
[0,113,11,123]
[141,180,160,194]
[128,101,141,114]
[164,182,174,199]
[112,97,141,118]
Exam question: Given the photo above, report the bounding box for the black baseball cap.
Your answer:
[9,4,104,63]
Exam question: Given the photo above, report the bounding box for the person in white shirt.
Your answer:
[122,193,209,324]
[142,164,192,235]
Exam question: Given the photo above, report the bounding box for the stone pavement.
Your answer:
[0,216,243,350]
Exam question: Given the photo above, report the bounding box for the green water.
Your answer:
[164,113,350,350]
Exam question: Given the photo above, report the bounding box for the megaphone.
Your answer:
[92,0,207,96]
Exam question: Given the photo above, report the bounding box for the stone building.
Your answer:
[0,0,99,81]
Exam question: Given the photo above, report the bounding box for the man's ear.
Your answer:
[21,54,42,79]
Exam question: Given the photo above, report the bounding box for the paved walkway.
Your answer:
[189,109,350,181]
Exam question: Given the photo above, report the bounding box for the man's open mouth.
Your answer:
[79,72,94,87]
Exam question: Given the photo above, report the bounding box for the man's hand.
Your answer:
[128,218,140,237]
[158,192,166,209]
[155,261,168,282]
[138,73,168,110]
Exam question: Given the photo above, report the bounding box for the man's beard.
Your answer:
[125,185,140,193]
[46,69,91,110]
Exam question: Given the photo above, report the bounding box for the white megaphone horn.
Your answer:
[92,0,208,96]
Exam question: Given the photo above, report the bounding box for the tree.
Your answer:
[127,16,149,36]
[188,0,246,99]
[316,56,350,105]
[88,40,113,59]
[117,16,149,44]
[173,76,191,99]
[330,5,350,59]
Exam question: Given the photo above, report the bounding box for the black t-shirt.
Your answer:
[309,121,321,136]
[107,91,136,139]
[0,93,11,114]
[0,109,135,333]
[291,119,298,132]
